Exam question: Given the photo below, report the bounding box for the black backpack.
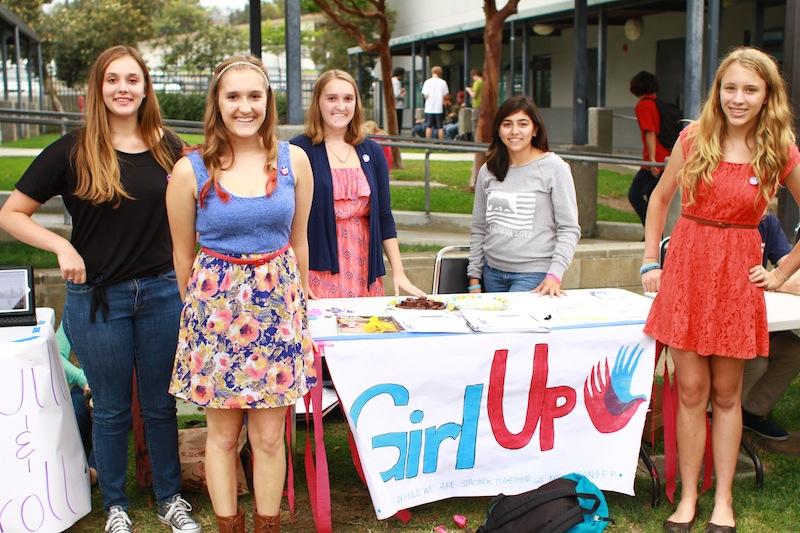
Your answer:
[476,474,611,533]
[653,98,683,150]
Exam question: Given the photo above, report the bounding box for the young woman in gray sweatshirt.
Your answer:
[468,95,580,296]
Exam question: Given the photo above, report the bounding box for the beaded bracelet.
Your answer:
[640,262,661,276]
[467,284,481,291]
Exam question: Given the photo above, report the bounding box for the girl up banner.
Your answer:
[324,325,655,519]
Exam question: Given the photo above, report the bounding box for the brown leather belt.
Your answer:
[681,213,757,229]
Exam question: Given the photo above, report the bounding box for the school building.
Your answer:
[355,0,795,153]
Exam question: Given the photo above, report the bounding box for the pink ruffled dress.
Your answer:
[309,167,384,298]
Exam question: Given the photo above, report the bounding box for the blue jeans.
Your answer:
[482,264,546,292]
[63,272,182,511]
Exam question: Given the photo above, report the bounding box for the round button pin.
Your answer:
[748,176,758,186]
[362,154,370,162]
[280,165,289,176]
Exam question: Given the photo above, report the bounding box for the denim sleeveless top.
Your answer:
[189,141,295,254]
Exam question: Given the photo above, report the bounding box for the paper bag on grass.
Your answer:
[178,426,249,495]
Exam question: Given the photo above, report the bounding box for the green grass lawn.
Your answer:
[63,375,800,532]
[0,156,35,189]
[598,168,634,198]
[0,241,59,268]
[0,132,61,148]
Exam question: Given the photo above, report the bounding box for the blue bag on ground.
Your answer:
[476,473,611,533]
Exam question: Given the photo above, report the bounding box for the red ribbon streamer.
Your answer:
[303,343,332,532]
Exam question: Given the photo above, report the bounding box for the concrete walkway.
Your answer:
[0,147,42,156]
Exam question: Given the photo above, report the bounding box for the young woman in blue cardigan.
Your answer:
[291,69,424,298]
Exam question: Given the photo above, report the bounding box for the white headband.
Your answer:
[215,61,270,87]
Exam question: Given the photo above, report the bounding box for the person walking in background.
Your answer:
[291,69,424,299]
[391,67,406,134]
[167,56,316,533]
[0,45,199,533]
[468,95,580,296]
[744,212,800,441]
[641,47,800,532]
[628,71,670,225]
[421,66,449,140]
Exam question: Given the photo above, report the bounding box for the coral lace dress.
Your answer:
[309,167,384,298]
[644,128,800,358]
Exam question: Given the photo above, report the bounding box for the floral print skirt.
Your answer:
[169,248,316,409]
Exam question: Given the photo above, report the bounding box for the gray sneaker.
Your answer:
[157,494,202,533]
[105,506,133,533]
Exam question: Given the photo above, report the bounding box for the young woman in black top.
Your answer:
[0,45,200,533]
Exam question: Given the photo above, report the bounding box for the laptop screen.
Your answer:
[0,268,33,314]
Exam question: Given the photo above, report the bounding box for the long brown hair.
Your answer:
[304,69,364,145]
[74,45,175,206]
[199,55,278,207]
[680,47,795,205]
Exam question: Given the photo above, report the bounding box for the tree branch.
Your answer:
[326,0,375,19]
[496,0,520,20]
[315,0,384,53]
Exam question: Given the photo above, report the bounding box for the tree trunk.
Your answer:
[470,15,504,189]
[43,73,64,113]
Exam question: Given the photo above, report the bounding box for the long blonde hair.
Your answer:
[304,69,364,145]
[680,47,795,205]
[74,46,175,206]
[199,55,278,207]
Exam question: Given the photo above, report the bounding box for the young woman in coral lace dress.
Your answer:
[641,48,800,533]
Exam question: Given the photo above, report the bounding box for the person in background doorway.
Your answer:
[391,67,406,134]
[628,71,670,225]
[466,68,483,138]
[421,65,449,140]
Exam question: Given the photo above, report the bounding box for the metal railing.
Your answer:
[0,108,205,135]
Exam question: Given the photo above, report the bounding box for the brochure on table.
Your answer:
[307,288,654,340]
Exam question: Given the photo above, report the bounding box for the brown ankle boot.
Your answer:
[216,509,245,533]
[254,511,280,533]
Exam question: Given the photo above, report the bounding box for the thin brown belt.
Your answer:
[681,213,757,229]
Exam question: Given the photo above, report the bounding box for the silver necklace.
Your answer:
[327,143,352,164]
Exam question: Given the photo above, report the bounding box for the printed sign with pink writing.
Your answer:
[0,314,91,532]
